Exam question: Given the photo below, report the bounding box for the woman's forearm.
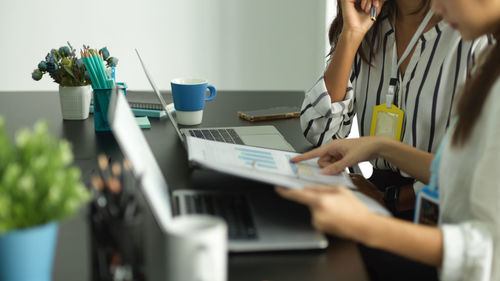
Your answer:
[358,215,443,267]
[375,137,434,184]
[324,31,364,102]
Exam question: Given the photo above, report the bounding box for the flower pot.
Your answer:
[0,222,59,281]
[59,85,92,120]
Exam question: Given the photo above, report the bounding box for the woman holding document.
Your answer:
[300,0,488,217]
[278,0,500,279]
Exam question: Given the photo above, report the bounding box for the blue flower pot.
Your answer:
[0,222,59,281]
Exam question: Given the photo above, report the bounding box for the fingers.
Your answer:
[321,159,349,175]
[275,186,320,206]
[305,185,343,193]
[317,155,335,168]
[305,185,353,198]
[349,173,362,182]
[360,0,367,13]
[290,146,327,163]
[360,0,373,13]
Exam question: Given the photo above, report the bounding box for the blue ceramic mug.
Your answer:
[171,78,216,125]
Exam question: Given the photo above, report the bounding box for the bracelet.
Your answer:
[383,185,400,214]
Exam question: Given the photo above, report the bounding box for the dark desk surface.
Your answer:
[0,90,369,281]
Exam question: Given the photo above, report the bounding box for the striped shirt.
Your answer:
[300,16,488,179]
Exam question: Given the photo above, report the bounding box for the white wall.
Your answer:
[0,0,327,92]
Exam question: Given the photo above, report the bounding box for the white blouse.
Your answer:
[300,16,489,180]
[438,76,500,281]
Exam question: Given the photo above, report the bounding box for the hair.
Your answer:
[328,0,430,65]
[452,42,500,146]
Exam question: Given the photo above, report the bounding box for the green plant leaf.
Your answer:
[63,65,76,80]
[0,120,91,233]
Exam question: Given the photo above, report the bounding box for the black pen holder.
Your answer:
[89,200,145,281]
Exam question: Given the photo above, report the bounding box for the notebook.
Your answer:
[108,86,329,252]
[135,48,295,152]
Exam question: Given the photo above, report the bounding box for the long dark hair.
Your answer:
[452,42,500,146]
[328,0,430,64]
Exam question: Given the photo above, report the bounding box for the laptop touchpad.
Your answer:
[240,134,292,151]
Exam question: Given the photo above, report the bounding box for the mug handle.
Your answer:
[205,85,216,101]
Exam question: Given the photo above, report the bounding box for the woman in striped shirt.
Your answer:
[279,0,500,278]
[300,0,487,215]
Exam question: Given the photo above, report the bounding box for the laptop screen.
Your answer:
[108,87,173,231]
[135,48,184,142]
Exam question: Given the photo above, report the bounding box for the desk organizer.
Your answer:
[88,155,144,281]
[93,82,127,132]
[89,206,144,281]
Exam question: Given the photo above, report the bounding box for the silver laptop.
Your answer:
[135,49,295,152]
[108,87,328,252]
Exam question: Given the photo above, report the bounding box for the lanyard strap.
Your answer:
[427,117,457,192]
[387,10,434,107]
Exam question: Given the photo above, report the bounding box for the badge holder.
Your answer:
[413,124,449,226]
[370,82,404,140]
[414,185,439,226]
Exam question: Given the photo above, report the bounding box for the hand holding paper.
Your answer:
[187,136,391,216]
[186,136,355,190]
[290,137,382,175]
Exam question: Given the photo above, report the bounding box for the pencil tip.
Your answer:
[98,154,109,170]
[91,176,104,191]
[112,162,122,176]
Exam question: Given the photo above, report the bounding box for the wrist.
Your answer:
[338,30,365,48]
[354,213,385,246]
[383,185,400,214]
[397,184,416,211]
[374,136,398,159]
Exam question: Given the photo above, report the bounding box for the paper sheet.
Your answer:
[186,136,355,190]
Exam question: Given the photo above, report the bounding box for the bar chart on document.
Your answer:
[186,136,354,188]
[198,141,321,179]
[227,145,348,184]
[233,146,296,176]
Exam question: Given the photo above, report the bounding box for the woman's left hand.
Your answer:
[275,185,376,241]
[349,173,384,206]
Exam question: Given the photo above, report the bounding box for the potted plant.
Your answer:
[31,42,118,120]
[0,117,91,281]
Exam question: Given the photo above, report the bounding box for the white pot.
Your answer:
[58,85,92,120]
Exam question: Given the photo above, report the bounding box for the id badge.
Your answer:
[414,185,439,225]
[370,104,404,140]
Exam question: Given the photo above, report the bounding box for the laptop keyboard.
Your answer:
[173,193,257,240]
[187,128,244,145]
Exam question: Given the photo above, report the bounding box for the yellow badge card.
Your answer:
[370,104,404,140]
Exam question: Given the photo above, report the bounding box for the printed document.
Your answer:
[186,136,355,189]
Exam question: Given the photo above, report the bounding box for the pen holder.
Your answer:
[89,206,144,281]
[89,197,144,281]
[93,82,127,132]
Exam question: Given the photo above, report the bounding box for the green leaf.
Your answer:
[63,65,76,80]
[0,120,91,233]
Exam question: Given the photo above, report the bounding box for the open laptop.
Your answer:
[135,49,295,152]
[108,86,328,252]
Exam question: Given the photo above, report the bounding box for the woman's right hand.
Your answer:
[340,0,385,36]
[275,185,376,241]
[291,136,392,175]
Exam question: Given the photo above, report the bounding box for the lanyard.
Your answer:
[427,117,457,192]
[387,10,434,108]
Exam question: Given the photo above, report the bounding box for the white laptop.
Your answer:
[135,49,295,152]
[108,87,328,252]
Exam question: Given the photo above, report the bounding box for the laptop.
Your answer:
[135,49,295,152]
[108,87,328,252]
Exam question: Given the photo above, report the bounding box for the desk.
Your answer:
[0,90,369,281]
